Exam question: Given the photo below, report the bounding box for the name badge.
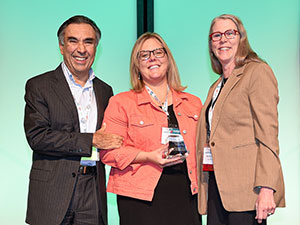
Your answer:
[81,146,100,162]
[161,127,171,144]
[203,146,214,171]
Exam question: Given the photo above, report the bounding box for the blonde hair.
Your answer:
[130,32,186,92]
[209,14,262,75]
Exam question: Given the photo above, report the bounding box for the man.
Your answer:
[24,15,123,225]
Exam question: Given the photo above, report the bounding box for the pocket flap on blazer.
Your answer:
[30,168,50,182]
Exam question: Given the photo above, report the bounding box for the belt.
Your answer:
[78,165,97,175]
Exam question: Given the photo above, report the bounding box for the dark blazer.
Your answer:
[24,64,112,225]
[196,61,285,214]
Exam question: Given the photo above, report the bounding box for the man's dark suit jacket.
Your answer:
[24,64,112,225]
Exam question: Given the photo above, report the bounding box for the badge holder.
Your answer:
[203,146,214,171]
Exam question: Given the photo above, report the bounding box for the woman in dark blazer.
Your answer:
[196,14,285,225]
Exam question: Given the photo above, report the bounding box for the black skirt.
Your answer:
[117,162,201,225]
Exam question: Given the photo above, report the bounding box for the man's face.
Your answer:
[59,23,97,79]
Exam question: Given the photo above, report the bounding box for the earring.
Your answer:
[138,72,141,80]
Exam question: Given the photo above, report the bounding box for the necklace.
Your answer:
[145,85,170,116]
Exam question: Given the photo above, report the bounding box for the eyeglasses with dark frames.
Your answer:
[209,29,239,42]
[138,48,166,61]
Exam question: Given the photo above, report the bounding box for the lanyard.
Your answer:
[145,85,170,116]
[73,87,93,132]
[208,76,225,131]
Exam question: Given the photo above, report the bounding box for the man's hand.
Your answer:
[255,187,276,223]
[92,123,123,149]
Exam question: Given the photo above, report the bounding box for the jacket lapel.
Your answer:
[209,65,246,139]
[198,77,221,144]
[93,79,105,130]
[52,65,80,130]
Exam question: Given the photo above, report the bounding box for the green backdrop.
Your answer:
[0,0,299,224]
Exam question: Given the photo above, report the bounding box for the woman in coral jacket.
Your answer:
[101,32,202,225]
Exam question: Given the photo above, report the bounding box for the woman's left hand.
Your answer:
[255,187,276,223]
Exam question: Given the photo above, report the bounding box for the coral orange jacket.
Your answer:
[101,88,202,201]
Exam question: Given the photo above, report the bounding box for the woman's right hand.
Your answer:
[133,145,187,168]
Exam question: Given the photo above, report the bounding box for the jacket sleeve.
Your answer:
[100,95,141,170]
[249,63,283,192]
[24,78,93,157]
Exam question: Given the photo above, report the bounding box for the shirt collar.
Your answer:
[136,88,152,105]
[61,62,95,88]
[172,89,189,107]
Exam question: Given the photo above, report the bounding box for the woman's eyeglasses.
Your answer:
[138,48,166,61]
[209,29,239,42]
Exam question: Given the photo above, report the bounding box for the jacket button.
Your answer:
[139,120,144,125]
[193,187,196,192]
[211,142,215,147]
[189,170,192,174]
[177,112,181,116]
[72,172,76,177]
[182,130,187,134]
[194,115,198,119]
